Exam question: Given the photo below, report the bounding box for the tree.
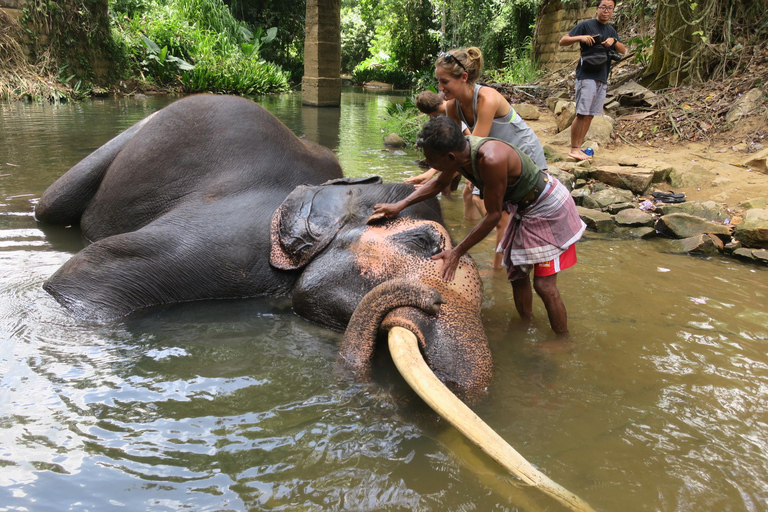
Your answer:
[643,0,768,89]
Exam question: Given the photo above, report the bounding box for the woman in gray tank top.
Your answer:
[435,46,547,268]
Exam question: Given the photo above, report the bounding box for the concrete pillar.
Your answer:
[302,0,341,107]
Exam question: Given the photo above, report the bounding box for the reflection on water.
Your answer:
[1,92,767,512]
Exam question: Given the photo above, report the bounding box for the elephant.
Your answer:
[35,94,492,395]
[35,95,597,509]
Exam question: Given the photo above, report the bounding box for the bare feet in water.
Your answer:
[568,147,592,161]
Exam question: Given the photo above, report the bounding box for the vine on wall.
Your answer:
[22,0,113,87]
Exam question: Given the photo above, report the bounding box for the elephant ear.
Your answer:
[270,183,363,270]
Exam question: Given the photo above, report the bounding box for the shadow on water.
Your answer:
[1,91,768,511]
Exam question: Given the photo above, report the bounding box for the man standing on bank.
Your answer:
[559,0,626,161]
[372,116,586,336]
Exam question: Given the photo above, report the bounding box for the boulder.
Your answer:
[577,206,614,233]
[571,187,591,206]
[745,148,768,173]
[678,234,723,255]
[711,176,733,187]
[739,197,767,210]
[628,226,657,239]
[548,168,574,191]
[384,133,406,147]
[655,201,730,222]
[734,208,768,249]
[668,164,714,188]
[612,81,660,108]
[512,103,540,120]
[549,114,614,145]
[582,188,635,211]
[546,91,570,112]
[555,102,577,133]
[725,88,764,124]
[732,248,768,264]
[589,166,654,194]
[606,202,635,214]
[614,208,656,227]
[655,213,731,239]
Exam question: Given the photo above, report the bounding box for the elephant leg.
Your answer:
[43,199,289,321]
[35,115,154,226]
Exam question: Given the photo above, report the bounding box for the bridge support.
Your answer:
[302,0,341,107]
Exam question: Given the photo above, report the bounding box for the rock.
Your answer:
[629,226,657,239]
[655,201,730,222]
[724,240,742,254]
[711,176,733,187]
[754,249,768,264]
[589,166,654,194]
[739,197,767,210]
[582,188,635,211]
[364,81,394,90]
[655,213,731,239]
[614,208,656,227]
[384,133,406,147]
[555,102,577,133]
[617,155,638,166]
[577,206,614,233]
[548,168,574,191]
[732,248,758,261]
[678,234,723,255]
[725,88,764,124]
[606,202,635,214]
[546,91,570,112]
[571,187,591,206]
[612,81,660,108]
[734,208,768,249]
[583,116,614,146]
[512,103,540,120]
[644,160,675,183]
[745,148,768,173]
[668,164,714,188]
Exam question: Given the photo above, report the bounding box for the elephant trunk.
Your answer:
[388,327,597,512]
[339,279,443,371]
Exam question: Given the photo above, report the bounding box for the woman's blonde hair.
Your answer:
[435,47,483,84]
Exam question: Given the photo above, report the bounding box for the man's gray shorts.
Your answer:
[575,79,607,117]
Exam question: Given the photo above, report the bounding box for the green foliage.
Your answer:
[628,36,653,65]
[226,0,307,83]
[482,38,540,85]
[341,4,376,73]
[382,95,425,145]
[351,65,416,89]
[110,0,290,94]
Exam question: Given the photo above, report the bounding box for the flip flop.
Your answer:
[651,191,686,203]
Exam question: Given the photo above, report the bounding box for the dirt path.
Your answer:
[527,109,768,215]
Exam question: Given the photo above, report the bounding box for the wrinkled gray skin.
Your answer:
[36,94,492,394]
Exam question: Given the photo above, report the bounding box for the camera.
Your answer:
[591,34,603,44]
[609,50,623,62]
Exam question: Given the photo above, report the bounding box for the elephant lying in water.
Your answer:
[35,95,597,509]
[35,94,492,394]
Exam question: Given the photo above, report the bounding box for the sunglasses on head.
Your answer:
[439,52,468,74]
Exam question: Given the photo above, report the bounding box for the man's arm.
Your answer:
[560,33,596,47]
[373,170,458,219]
[432,144,513,281]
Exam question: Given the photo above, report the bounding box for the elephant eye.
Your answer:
[388,227,444,258]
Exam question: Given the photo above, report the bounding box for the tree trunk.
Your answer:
[642,0,697,89]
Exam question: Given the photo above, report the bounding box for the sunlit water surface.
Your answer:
[1,91,767,512]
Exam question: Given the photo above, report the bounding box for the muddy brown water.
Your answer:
[1,91,767,511]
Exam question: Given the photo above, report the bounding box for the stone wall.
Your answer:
[533,0,594,72]
[0,0,112,85]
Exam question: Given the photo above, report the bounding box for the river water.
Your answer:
[1,90,767,512]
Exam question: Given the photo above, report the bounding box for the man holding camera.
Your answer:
[559,0,626,161]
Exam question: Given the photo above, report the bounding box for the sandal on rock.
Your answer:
[652,191,686,203]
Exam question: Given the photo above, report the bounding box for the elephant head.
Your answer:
[270,178,492,394]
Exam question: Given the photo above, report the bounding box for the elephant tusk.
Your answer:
[387,326,597,512]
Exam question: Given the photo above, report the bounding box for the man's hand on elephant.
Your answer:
[432,249,462,282]
[371,202,403,220]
